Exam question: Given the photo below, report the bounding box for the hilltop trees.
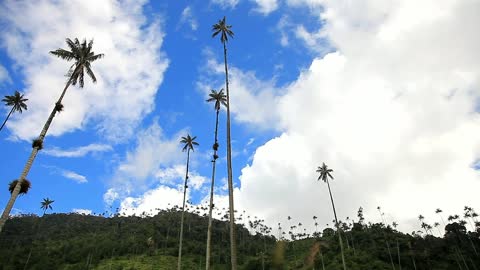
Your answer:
[212,16,237,270]
[1,91,28,132]
[0,38,104,233]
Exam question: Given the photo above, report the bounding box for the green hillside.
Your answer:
[0,210,479,269]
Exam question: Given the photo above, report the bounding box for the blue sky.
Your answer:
[1,0,480,233]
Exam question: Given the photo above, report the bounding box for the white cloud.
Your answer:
[178,6,198,31]
[0,64,11,84]
[104,121,208,206]
[104,188,119,206]
[119,185,185,216]
[251,0,279,14]
[72,208,92,215]
[62,170,87,183]
[211,0,240,9]
[199,54,282,131]
[43,143,112,157]
[0,0,169,141]
[223,0,480,234]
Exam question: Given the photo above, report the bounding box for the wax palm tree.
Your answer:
[378,206,396,270]
[1,91,28,132]
[40,198,54,216]
[316,163,347,270]
[0,38,103,232]
[205,89,227,270]
[8,179,31,195]
[212,15,237,270]
[177,134,198,270]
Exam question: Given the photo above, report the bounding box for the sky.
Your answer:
[0,0,479,236]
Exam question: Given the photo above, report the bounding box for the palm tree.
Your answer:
[378,206,396,270]
[177,134,198,270]
[40,198,54,216]
[316,163,347,270]
[205,89,227,270]
[0,38,103,232]
[1,91,28,132]
[212,15,237,270]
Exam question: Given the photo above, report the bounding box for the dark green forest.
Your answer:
[0,207,479,270]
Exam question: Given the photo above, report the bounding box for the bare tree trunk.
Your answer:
[177,149,190,270]
[0,78,72,233]
[0,107,14,131]
[326,179,347,270]
[223,41,237,270]
[206,109,220,270]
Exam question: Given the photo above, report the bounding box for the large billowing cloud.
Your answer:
[231,0,480,233]
[0,0,168,141]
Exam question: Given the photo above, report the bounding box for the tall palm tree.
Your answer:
[40,198,54,216]
[316,163,347,270]
[1,91,28,132]
[378,206,396,270]
[212,16,237,270]
[177,134,198,270]
[205,89,227,270]
[0,38,104,232]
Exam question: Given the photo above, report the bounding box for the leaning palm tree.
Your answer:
[40,198,54,216]
[1,91,28,132]
[212,16,237,270]
[205,89,227,270]
[177,134,199,270]
[316,163,347,270]
[0,38,104,232]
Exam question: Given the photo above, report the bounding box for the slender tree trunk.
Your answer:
[206,109,220,270]
[378,210,395,270]
[0,107,14,132]
[0,79,72,233]
[223,41,237,270]
[396,239,401,270]
[326,179,347,270]
[177,149,190,270]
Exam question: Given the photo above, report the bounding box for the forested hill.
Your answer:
[0,210,479,269]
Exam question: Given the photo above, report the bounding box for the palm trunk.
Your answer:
[0,79,72,233]
[177,148,190,270]
[206,109,220,270]
[396,239,401,270]
[0,107,14,132]
[326,179,347,270]
[223,41,237,270]
[378,210,396,270]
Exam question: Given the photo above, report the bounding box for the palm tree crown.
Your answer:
[317,162,334,183]
[50,38,104,87]
[206,89,227,111]
[2,91,28,113]
[41,198,54,213]
[212,16,234,44]
[180,134,199,152]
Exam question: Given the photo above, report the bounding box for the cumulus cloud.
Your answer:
[219,0,480,234]
[119,185,185,216]
[105,121,208,208]
[0,0,168,141]
[251,0,279,14]
[43,143,112,157]
[72,208,92,215]
[0,64,11,84]
[62,170,87,183]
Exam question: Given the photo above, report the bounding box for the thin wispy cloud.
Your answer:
[43,143,112,158]
[62,170,87,184]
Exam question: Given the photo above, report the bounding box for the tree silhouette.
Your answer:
[177,134,198,270]
[316,163,347,270]
[0,38,103,232]
[212,16,237,270]
[1,91,28,132]
[205,89,226,270]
